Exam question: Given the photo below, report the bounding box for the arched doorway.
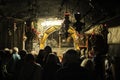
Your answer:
[40,25,61,49]
[40,26,81,50]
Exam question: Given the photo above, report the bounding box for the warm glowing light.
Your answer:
[41,20,63,26]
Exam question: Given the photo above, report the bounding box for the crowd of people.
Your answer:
[0,46,114,80]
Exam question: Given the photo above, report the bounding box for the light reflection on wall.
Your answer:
[41,20,63,26]
[37,18,63,37]
[108,26,120,44]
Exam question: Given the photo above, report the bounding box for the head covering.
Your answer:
[62,49,80,65]
[44,46,52,53]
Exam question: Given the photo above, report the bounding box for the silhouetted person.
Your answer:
[7,47,21,80]
[36,49,46,67]
[0,49,13,80]
[55,49,93,80]
[81,58,96,80]
[0,50,7,80]
[43,46,52,66]
[43,53,61,80]
[17,54,43,80]
[15,50,27,80]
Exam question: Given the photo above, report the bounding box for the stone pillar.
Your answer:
[25,19,33,52]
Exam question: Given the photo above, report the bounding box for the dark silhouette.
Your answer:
[55,49,93,80]
[36,49,46,67]
[73,13,85,33]
[43,53,61,80]
[17,54,43,80]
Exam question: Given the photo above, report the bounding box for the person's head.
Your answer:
[44,46,52,53]
[19,50,27,59]
[4,48,9,51]
[81,58,94,72]
[13,47,19,53]
[36,49,45,63]
[24,54,35,63]
[46,53,60,64]
[37,49,45,58]
[62,49,80,66]
[0,50,6,61]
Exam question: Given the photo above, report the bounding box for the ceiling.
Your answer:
[0,0,120,25]
[0,0,62,19]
